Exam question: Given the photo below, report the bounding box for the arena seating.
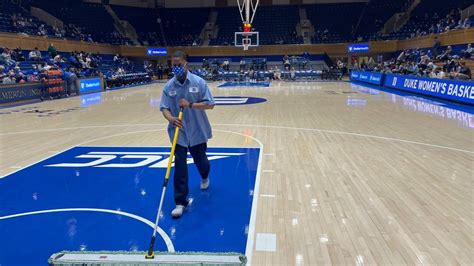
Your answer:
[113,6,209,46]
[388,0,473,40]
[355,0,413,41]
[0,1,472,46]
[306,3,365,43]
[30,0,131,45]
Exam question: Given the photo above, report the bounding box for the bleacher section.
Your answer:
[306,3,365,43]
[0,1,56,37]
[209,8,242,46]
[355,0,413,41]
[112,5,164,46]
[0,1,472,46]
[113,6,209,46]
[30,0,131,45]
[388,0,473,40]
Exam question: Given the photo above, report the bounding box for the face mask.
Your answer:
[172,65,186,78]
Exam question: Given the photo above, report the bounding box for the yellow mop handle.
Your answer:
[164,108,183,182]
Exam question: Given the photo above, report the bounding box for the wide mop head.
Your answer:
[49,251,247,266]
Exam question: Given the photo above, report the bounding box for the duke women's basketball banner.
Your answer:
[350,71,383,85]
[383,74,474,105]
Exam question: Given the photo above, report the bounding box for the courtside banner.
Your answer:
[350,71,383,85]
[384,74,474,105]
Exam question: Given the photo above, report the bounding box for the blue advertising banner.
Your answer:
[383,74,474,105]
[0,83,43,105]
[146,47,168,56]
[350,71,383,85]
[348,43,369,53]
[79,78,103,94]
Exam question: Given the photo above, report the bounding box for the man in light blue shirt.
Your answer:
[160,51,215,218]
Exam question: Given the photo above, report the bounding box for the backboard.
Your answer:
[235,32,259,50]
[236,0,259,50]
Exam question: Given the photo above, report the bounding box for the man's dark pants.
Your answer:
[173,142,210,206]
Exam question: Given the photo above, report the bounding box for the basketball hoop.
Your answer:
[236,0,259,51]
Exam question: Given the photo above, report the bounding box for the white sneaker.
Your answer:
[201,178,210,190]
[171,205,186,218]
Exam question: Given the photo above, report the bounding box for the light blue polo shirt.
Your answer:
[160,72,215,147]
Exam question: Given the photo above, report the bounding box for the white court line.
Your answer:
[0,128,264,266]
[0,208,175,252]
[260,194,276,198]
[1,123,472,154]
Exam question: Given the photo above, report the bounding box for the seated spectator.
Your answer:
[290,67,296,81]
[452,61,471,80]
[462,18,471,29]
[223,59,230,71]
[113,54,121,63]
[460,44,473,59]
[437,46,452,61]
[68,52,81,68]
[26,64,40,82]
[13,47,25,61]
[2,73,16,84]
[239,59,246,71]
[273,66,282,80]
[29,48,42,61]
[0,48,16,66]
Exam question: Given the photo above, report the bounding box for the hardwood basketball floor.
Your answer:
[1,80,472,265]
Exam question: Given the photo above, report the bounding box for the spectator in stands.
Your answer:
[63,67,79,96]
[239,59,246,71]
[68,52,81,68]
[157,63,164,80]
[367,58,376,70]
[460,44,473,59]
[290,67,296,81]
[273,66,281,80]
[53,54,64,65]
[283,55,290,70]
[29,48,42,61]
[37,24,47,36]
[26,64,40,82]
[2,72,15,84]
[48,43,58,57]
[114,54,121,63]
[13,47,25,61]
[223,59,230,71]
[439,46,454,61]
[461,18,470,29]
[452,61,471,80]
